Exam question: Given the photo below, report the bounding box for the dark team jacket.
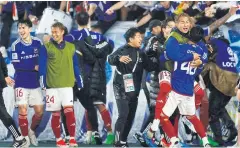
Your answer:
[108,44,158,93]
[0,53,8,89]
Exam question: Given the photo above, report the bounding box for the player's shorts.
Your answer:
[93,88,106,105]
[162,90,195,117]
[15,87,44,107]
[158,70,171,87]
[46,87,73,111]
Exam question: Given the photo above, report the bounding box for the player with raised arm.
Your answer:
[39,22,83,147]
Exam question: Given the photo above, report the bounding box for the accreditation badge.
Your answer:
[123,73,135,92]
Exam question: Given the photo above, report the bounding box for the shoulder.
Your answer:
[11,38,21,51]
[65,41,75,51]
[32,36,43,46]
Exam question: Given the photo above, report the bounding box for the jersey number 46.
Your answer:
[180,62,197,75]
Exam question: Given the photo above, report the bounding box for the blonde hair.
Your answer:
[174,13,191,23]
[175,13,195,28]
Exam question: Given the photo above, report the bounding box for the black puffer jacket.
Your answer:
[87,40,114,99]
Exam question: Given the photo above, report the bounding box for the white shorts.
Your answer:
[15,87,44,106]
[162,91,195,116]
[45,87,73,111]
[158,70,171,86]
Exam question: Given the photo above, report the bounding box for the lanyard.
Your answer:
[116,51,139,75]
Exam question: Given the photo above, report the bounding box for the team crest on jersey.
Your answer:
[34,48,38,53]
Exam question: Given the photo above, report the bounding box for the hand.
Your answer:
[229,6,238,16]
[119,55,132,64]
[43,35,51,43]
[190,59,202,67]
[105,8,114,15]
[205,7,215,18]
[34,65,39,71]
[182,3,190,10]
[29,15,38,25]
[207,44,214,53]
[5,77,14,86]
[193,53,200,60]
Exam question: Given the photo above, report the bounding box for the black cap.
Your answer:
[148,20,162,31]
[189,26,204,43]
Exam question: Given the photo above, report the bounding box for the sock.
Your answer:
[155,83,171,120]
[173,115,180,136]
[187,115,206,138]
[18,114,28,136]
[8,124,22,140]
[30,114,42,131]
[100,108,112,132]
[194,83,204,110]
[85,110,92,131]
[159,112,177,138]
[202,136,209,146]
[64,107,76,137]
[51,111,61,139]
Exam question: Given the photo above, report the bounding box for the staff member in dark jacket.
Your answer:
[0,52,27,147]
[108,27,158,147]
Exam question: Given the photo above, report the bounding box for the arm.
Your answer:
[159,51,169,63]
[91,34,114,57]
[59,1,67,11]
[142,52,158,72]
[136,13,152,27]
[88,3,97,16]
[0,53,14,86]
[105,1,127,15]
[166,37,194,62]
[92,40,114,58]
[207,7,238,37]
[108,48,122,66]
[0,53,8,78]
[74,39,96,64]
[38,45,48,88]
[73,53,83,89]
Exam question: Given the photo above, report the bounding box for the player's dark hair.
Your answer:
[75,11,89,26]
[17,19,32,28]
[124,27,141,43]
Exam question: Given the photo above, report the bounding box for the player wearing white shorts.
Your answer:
[11,19,44,146]
[160,16,210,147]
[39,22,83,147]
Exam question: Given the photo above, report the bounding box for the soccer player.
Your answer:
[64,11,114,145]
[39,22,83,147]
[11,19,44,146]
[158,13,210,147]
